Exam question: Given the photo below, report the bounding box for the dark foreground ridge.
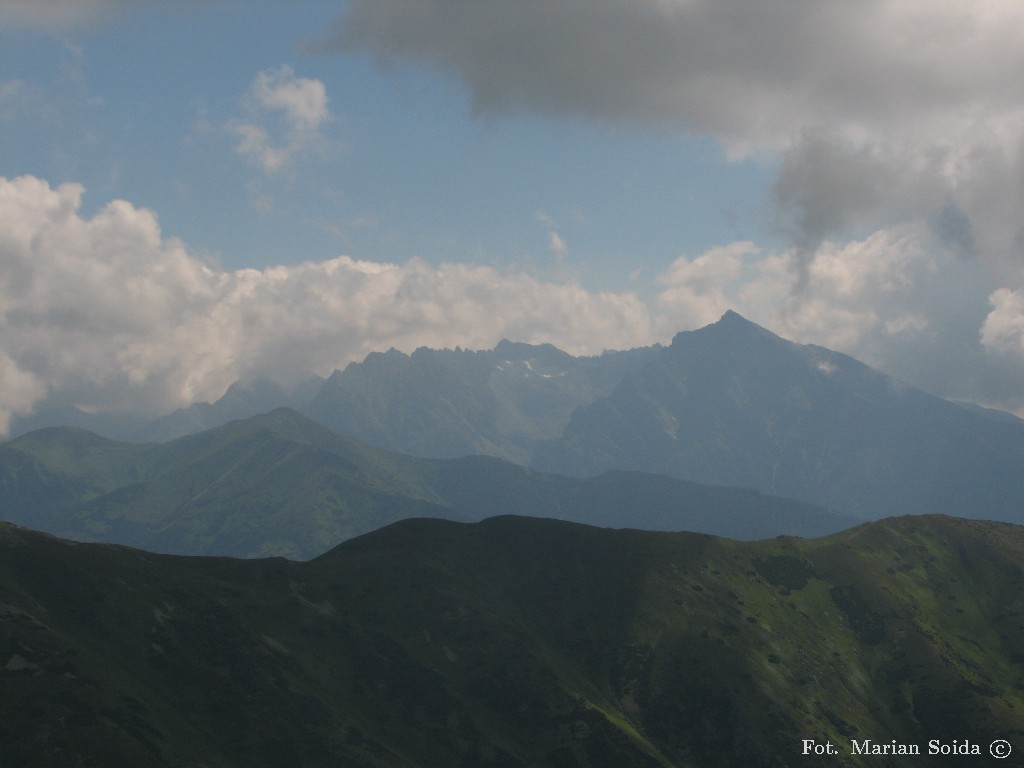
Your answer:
[2,514,1023,767]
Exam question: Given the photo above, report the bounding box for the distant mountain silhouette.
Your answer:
[302,340,661,463]
[0,408,854,558]
[531,311,1024,522]
[131,375,324,442]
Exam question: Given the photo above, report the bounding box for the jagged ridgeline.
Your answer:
[14,312,1024,527]
[530,311,1024,522]
[2,515,1023,767]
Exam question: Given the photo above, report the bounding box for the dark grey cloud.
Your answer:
[326,1,1024,151]
[930,200,976,260]
[327,0,1024,285]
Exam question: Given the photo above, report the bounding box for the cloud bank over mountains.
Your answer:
[2,172,1021,435]
[0,175,651,433]
[4,1,1024,431]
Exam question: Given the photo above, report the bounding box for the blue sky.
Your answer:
[2,1,771,285]
[3,1,1024,428]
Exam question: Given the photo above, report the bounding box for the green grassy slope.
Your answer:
[0,409,456,559]
[0,426,164,506]
[1,514,1022,767]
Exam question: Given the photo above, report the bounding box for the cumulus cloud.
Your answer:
[0,175,652,434]
[656,241,763,330]
[982,289,1024,356]
[656,228,1005,406]
[229,66,333,173]
[4,174,1024,432]
[250,66,329,131]
[772,118,1024,290]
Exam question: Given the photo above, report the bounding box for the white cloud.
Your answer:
[766,230,941,356]
[231,123,290,174]
[0,175,653,434]
[251,66,329,131]
[4,173,1024,432]
[537,212,570,268]
[656,241,761,330]
[229,66,333,174]
[656,227,1004,405]
[0,356,41,437]
[982,289,1024,356]
[547,232,567,263]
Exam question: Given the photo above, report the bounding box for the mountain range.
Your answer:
[531,311,1024,521]
[303,339,662,465]
[2,513,1022,767]
[0,408,854,558]
[5,312,1024,767]
[7,311,1024,541]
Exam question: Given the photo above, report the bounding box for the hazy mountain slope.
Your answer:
[0,410,856,558]
[952,399,1024,425]
[130,375,325,442]
[2,514,1022,767]
[303,340,661,464]
[532,311,1024,522]
[423,456,856,540]
[7,403,150,441]
[1,409,456,559]
[0,426,164,513]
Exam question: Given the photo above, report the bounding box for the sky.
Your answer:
[3,0,1024,432]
